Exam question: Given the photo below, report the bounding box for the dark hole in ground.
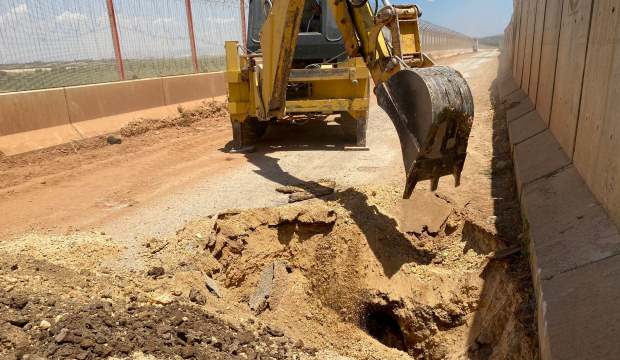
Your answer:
[364,305,407,352]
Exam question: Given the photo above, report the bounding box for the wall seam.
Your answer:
[545,0,566,129]
[570,0,597,160]
[517,0,533,89]
[534,0,549,106]
[525,0,538,91]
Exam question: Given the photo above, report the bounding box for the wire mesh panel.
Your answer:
[0,0,118,92]
[192,0,244,72]
[113,0,193,79]
[0,1,473,93]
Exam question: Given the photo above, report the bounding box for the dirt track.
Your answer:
[0,50,539,359]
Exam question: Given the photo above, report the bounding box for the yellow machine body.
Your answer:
[224,0,475,198]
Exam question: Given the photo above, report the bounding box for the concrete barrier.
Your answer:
[548,0,593,156]
[536,0,563,126]
[162,72,226,105]
[573,0,620,223]
[503,0,620,356]
[65,78,166,124]
[0,89,71,136]
[527,0,547,103]
[521,0,538,92]
[0,72,227,155]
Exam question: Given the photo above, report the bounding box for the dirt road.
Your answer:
[0,50,538,359]
[1,51,497,243]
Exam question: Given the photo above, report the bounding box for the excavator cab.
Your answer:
[247,0,347,63]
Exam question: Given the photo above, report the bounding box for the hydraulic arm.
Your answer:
[259,0,474,198]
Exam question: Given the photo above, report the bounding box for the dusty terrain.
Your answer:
[0,50,538,359]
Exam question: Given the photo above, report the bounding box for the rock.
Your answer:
[249,261,289,314]
[10,264,18,271]
[9,295,28,310]
[277,180,336,202]
[266,326,284,337]
[80,338,95,349]
[146,266,165,278]
[189,288,206,305]
[237,331,255,345]
[39,320,51,330]
[205,276,224,298]
[106,135,122,145]
[151,293,174,305]
[398,191,453,235]
[489,245,521,260]
[54,328,69,343]
[288,192,316,203]
[8,317,29,328]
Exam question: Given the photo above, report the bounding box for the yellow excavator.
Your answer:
[225,0,474,198]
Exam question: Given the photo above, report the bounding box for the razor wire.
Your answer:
[0,0,472,93]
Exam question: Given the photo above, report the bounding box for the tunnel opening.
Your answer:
[364,305,407,352]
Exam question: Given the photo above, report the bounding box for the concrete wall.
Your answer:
[503,1,620,358]
[0,72,226,137]
[506,0,620,228]
[0,72,226,155]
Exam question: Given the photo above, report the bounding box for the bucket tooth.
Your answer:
[375,66,474,198]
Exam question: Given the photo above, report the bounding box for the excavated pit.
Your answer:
[364,304,407,352]
[168,185,539,359]
[0,185,538,359]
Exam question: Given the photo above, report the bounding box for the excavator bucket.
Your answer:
[375,66,474,199]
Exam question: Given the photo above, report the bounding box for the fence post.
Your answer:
[240,0,248,51]
[185,0,200,73]
[106,0,125,81]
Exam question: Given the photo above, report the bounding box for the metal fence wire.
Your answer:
[0,0,472,93]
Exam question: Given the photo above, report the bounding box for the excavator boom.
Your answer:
[259,0,474,198]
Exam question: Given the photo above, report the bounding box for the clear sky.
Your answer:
[396,0,513,38]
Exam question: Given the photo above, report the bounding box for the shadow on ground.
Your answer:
[223,120,434,277]
[464,51,539,359]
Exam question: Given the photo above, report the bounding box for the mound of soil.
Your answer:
[120,101,228,137]
[0,185,537,359]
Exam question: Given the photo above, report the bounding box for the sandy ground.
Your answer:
[1,52,496,242]
[0,50,538,359]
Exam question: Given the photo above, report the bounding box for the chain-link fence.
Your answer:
[0,0,242,93]
[0,1,472,93]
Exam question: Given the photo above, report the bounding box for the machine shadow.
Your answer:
[230,120,435,277]
[464,51,538,358]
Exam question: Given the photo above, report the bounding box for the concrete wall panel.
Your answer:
[0,89,70,136]
[515,0,530,85]
[528,0,548,103]
[522,0,539,92]
[513,0,524,78]
[574,0,620,197]
[549,0,593,156]
[162,72,227,105]
[536,0,564,126]
[65,78,166,123]
[584,2,620,226]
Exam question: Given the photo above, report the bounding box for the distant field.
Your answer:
[0,56,226,93]
[479,35,504,48]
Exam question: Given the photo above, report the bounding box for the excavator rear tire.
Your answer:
[230,117,268,152]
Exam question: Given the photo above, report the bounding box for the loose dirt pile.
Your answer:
[0,183,537,359]
[120,101,228,138]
